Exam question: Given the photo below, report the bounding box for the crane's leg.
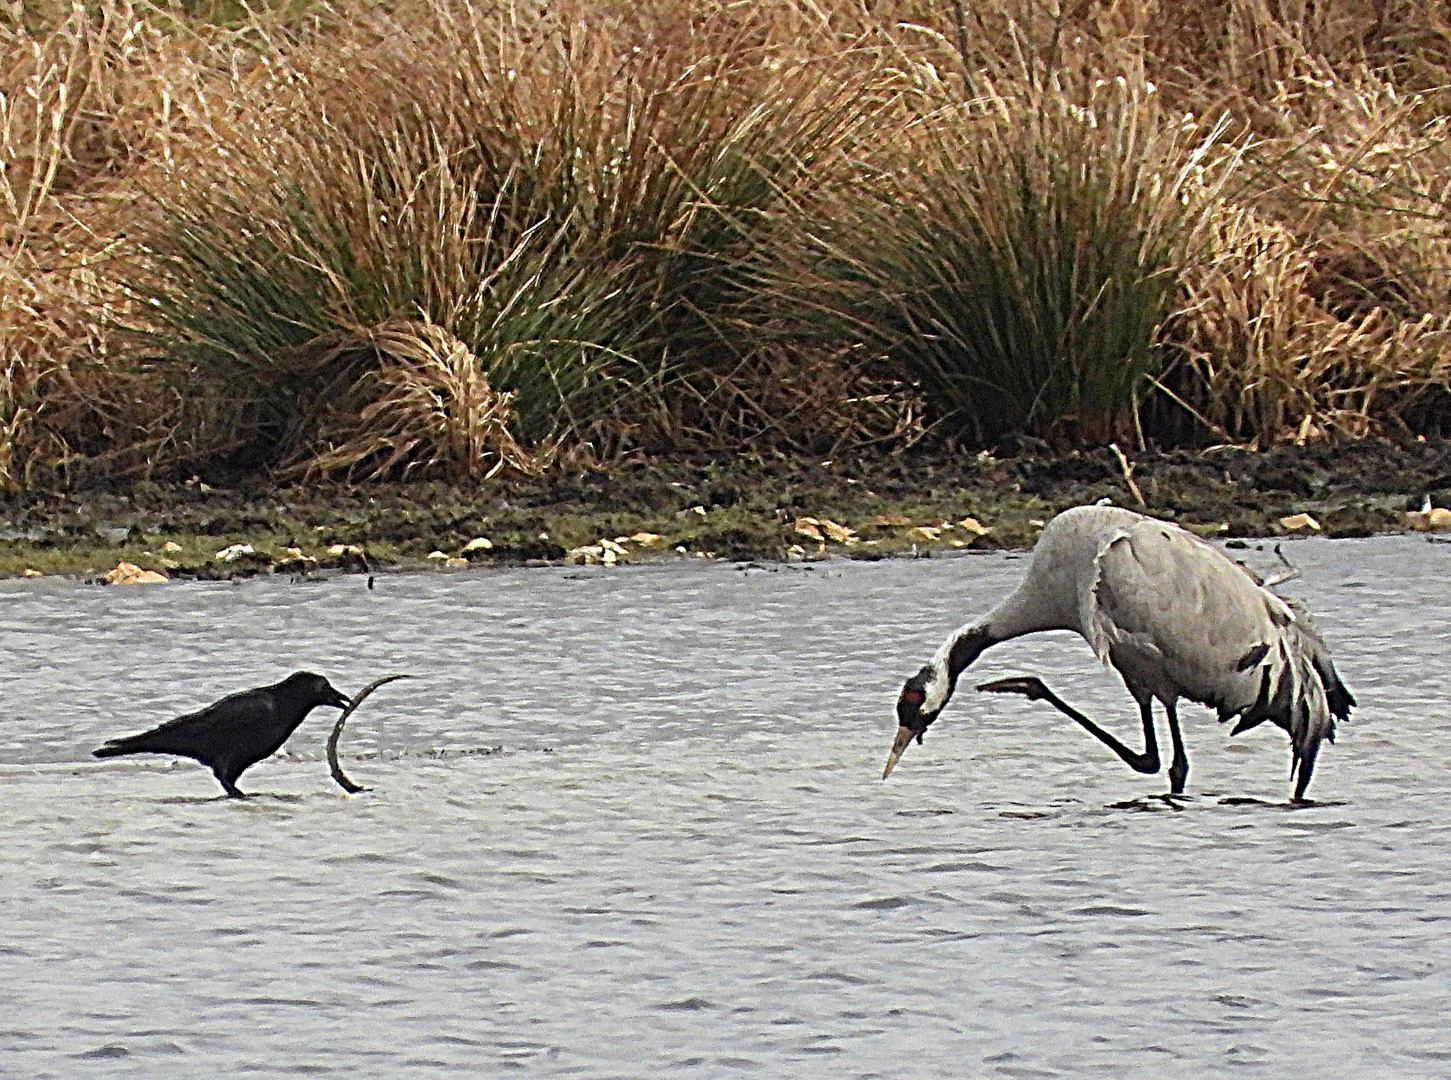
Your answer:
[1292,742,1319,804]
[1165,702,1189,795]
[976,677,1160,775]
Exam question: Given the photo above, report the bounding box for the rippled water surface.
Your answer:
[1,535,1447,1077]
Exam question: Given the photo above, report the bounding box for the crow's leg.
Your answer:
[214,769,247,799]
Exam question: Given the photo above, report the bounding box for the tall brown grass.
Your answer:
[124,0,894,475]
[303,320,539,481]
[2,0,1451,492]
[758,62,1242,445]
[0,1,204,488]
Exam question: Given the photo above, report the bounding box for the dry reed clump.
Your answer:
[125,0,892,478]
[889,0,1451,448]
[303,320,539,482]
[1165,204,1451,444]
[1140,0,1451,117]
[758,46,1243,446]
[0,1,234,490]
[1157,48,1451,445]
[8,0,1451,494]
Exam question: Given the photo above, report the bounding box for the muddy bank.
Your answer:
[2,440,1450,581]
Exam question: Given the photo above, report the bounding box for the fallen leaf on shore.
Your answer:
[215,543,254,562]
[795,516,858,545]
[627,532,663,545]
[871,513,913,528]
[1278,513,1321,532]
[161,541,183,553]
[328,543,365,557]
[568,544,606,564]
[462,536,493,552]
[957,516,990,536]
[22,569,42,578]
[105,562,168,585]
[1407,507,1451,531]
[794,517,824,542]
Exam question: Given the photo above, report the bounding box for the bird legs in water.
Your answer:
[212,770,247,799]
[977,677,1189,795]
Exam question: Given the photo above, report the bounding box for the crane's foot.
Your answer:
[1168,759,1188,795]
[1110,794,1186,812]
[976,676,1051,701]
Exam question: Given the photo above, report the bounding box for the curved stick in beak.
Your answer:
[327,674,414,793]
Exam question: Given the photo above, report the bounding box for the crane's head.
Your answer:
[883,664,948,778]
[883,627,993,779]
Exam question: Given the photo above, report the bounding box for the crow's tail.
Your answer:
[93,732,162,758]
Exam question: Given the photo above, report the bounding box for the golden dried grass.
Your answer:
[304,320,538,482]
[1172,204,1445,441]
[0,0,234,488]
[760,31,1247,443]
[4,0,1451,491]
[1157,42,1451,444]
[1168,203,1451,444]
[127,0,890,471]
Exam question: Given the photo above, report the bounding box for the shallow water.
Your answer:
[0,535,1447,1078]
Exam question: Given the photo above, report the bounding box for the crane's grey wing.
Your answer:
[1087,520,1344,792]
[1086,519,1278,692]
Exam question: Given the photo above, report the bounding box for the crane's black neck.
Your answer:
[944,625,995,690]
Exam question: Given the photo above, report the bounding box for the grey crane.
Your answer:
[884,505,1354,801]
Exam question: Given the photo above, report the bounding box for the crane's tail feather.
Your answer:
[1227,625,1348,801]
[1292,737,1320,802]
[1314,655,1355,722]
[1283,647,1336,796]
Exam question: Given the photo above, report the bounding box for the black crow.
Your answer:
[93,672,350,797]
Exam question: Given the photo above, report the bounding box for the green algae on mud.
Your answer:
[0,441,1447,581]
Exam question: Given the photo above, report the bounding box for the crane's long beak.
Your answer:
[882,725,916,779]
